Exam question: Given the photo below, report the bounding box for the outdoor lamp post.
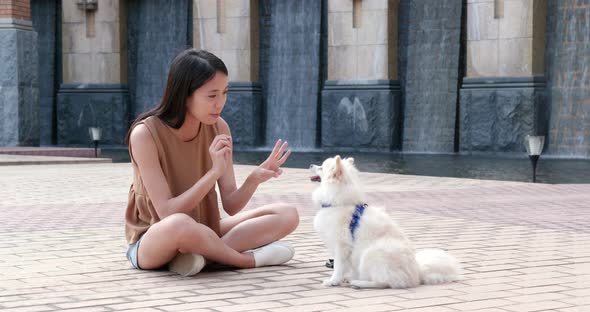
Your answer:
[525,135,545,183]
[89,127,102,158]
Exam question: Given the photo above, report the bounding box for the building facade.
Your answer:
[1,0,589,158]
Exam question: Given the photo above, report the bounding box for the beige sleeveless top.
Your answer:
[125,116,221,244]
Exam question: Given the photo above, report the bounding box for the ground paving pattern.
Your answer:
[0,162,589,312]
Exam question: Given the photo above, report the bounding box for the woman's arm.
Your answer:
[130,124,229,219]
[215,118,255,216]
[219,172,260,216]
[216,118,291,216]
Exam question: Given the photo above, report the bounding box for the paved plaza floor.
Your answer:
[0,160,589,312]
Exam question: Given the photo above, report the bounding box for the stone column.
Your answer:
[544,0,590,158]
[459,0,548,152]
[194,0,262,147]
[0,0,39,146]
[57,0,129,145]
[31,0,60,146]
[398,0,463,153]
[127,0,191,120]
[321,0,401,151]
[258,0,321,149]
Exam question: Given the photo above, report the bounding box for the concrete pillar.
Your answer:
[194,0,262,147]
[0,0,39,146]
[57,0,129,145]
[321,0,401,151]
[460,0,548,153]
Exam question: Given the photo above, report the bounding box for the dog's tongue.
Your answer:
[310,175,321,182]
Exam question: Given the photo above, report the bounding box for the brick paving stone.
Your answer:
[560,289,590,297]
[282,294,353,306]
[106,299,182,310]
[557,306,590,312]
[177,292,244,303]
[113,309,162,312]
[2,305,57,312]
[244,286,309,296]
[228,293,298,304]
[71,290,146,301]
[512,285,573,295]
[396,307,457,312]
[329,304,403,312]
[123,291,195,301]
[54,298,130,310]
[290,287,358,298]
[503,300,573,312]
[394,297,462,309]
[0,296,26,303]
[216,301,287,312]
[270,303,342,312]
[344,288,412,299]
[559,296,590,306]
[450,290,519,301]
[397,288,465,300]
[508,292,571,303]
[445,298,516,311]
[158,300,232,311]
[461,276,521,286]
[61,308,110,312]
[338,295,409,308]
[1,297,75,308]
[259,278,321,288]
[0,307,57,312]
[0,162,588,311]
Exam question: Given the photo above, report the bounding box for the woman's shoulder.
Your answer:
[128,122,159,165]
[141,115,160,127]
[130,116,158,138]
[132,115,170,145]
[129,123,155,147]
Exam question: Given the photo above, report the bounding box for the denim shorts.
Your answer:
[126,233,145,269]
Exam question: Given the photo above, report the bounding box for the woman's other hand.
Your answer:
[249,139,291,185]
[209,134,232,178]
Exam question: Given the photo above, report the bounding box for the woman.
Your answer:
[125,49,299,276]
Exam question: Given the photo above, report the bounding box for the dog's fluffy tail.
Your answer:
[415,249,462,285]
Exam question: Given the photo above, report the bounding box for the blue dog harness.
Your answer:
[321,203,367,240]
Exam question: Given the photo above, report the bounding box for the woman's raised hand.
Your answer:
[209,134,232,178]
[249,139,291,185]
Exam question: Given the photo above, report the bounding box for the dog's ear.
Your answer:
[328,156,343,181]
[327,155,342,182]
[346,157,354,165]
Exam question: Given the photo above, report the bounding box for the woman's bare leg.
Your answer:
[137,213,255,269]
[220,203,299,252]
[137,203,299,269]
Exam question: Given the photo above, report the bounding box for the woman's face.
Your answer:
[186,71,229,125]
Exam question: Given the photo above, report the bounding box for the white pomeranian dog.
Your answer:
[310,155,461,289]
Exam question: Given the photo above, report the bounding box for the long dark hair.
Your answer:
[125,49,228,145]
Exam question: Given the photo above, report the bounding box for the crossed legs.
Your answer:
[136,203,299,270]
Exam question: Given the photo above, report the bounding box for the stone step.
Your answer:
[0,147,100,158]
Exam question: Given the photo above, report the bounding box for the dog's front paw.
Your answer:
[323,278,342,287]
